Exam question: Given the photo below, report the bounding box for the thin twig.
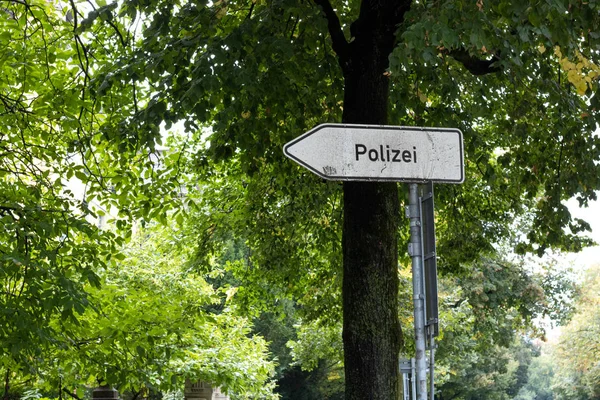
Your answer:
[61,388,82,400]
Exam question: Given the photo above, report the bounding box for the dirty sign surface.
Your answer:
[283,124,464,183]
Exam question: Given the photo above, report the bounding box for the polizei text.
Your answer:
[355,144,418,163]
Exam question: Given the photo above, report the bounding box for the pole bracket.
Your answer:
[408,243,422,257]
[406,204,420,218]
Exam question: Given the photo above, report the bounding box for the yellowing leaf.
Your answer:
[226,286,238,302]
[555,46,600,97]
[538,44,546,54]
[575,81,588,95]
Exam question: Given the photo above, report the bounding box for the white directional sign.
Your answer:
[284,124,464,183]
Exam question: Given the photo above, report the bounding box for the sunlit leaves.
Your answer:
[0,0,122,369]
[1,0,208,393]
[554,47,600,96]
[31,222,278,398]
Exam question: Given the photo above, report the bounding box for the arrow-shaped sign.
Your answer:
[284,124,464,183]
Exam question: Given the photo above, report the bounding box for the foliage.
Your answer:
[552,263,600,400]
[513,351,555,400]
[287,318,343,373]
[430,254,575,400]
[4,0,600,396]
[1,0,275,396]
[278,252,575,400]
[390,0,600,260]
[184,159,343,324]
[3,221,277,399]
[435,338,537,400]
[1,0,163,375]
[80,0,600,276]
[80,8,600,383]
[0,0,124,374]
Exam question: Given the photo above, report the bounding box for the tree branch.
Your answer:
[0,205,67,214]
[61,388,82,400]
[245,0,254,20]
[1,0,28,6]
[448,48,501,75]
[349,0,411,44]
[313,0,350,71]
[69,0,91,82]
[3,369,9,400]
[102,13,127,47]
[130,390,141,400]
[0,93,30,114]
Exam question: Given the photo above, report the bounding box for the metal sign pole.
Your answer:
[429,329,435,400]
[408,183,427,400]
[411,358,417,400]
[419,182,438,400]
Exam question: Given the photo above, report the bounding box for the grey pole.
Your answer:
[430,329,435,400]
[411,358,417,400]
[408,183,427,400]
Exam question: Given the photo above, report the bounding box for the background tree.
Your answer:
[0,0,124,381]
[0,1,276,395]
[513,351,555,400]
[552,263,600,400]
[1,219,278,400]
[55,222,276,399]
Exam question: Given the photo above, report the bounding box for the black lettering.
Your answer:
[355,144,367,161]
[356,144,417,163]
[368,149,378,161]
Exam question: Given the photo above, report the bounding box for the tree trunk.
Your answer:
[313,0,411,396]
[342,180,400,400]
[341,20,402,399]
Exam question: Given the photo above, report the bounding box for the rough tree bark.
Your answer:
[314,0,412,398]
[340,27,402,400]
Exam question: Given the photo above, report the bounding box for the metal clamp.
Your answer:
[406,204,420,218]
[408,243,422,257]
